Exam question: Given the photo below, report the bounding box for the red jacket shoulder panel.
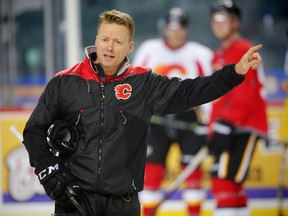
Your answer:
[128,65,151,75]
[55,57,99,81]
[104,65,151,82]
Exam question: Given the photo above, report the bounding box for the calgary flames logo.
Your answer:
[114,84,132,100]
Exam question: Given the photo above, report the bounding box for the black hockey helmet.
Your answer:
[211,0,241,19]
[46,120,79,156]
[164,7,189,28]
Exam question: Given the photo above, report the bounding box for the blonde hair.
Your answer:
[98,9,135,41]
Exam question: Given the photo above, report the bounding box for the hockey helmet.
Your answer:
[164,7,189,28]
[211,0,241,19]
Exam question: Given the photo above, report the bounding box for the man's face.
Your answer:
[211,11,239,41]
[95,22,134,75]
[164,24,188,49]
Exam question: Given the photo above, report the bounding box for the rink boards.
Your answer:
[0,102,287,216]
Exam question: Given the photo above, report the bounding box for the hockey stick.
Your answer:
[151,115,208,135]
[149,146,209,216]
[9,125,89,216]
[9,125,24,145]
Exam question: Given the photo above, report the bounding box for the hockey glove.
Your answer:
[34,155,81,208]
[208,119,235,154]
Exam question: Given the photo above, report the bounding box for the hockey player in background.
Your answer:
[133,7,213,216]
[208,1,268,216]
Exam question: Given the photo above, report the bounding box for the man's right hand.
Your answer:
[34,155,81,207]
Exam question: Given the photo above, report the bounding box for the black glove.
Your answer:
[34,155,81,208]
[208,119,235,154]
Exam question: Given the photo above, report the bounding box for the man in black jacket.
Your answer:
[23,9,262,216]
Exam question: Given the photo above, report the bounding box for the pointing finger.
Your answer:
[246,44,262,57]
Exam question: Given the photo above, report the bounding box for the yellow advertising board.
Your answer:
[0,111,53,216]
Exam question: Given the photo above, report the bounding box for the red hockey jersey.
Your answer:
[210,39,268,134]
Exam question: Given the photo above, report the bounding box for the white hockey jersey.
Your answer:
[133,38,213,79]
[133,38,213,119]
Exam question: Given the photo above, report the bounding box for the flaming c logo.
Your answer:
[114,84,132,100]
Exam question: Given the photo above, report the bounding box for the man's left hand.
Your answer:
[235,44,262,75]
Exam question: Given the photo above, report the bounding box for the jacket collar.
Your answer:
[84,45,130,76]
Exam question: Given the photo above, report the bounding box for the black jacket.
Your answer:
[23,46,244,196]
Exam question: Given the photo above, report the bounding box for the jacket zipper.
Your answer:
[94,63,106,187]
[98,81,105,179]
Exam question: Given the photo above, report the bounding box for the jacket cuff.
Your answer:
[223,64,245,87]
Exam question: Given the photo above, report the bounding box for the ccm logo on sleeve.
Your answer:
[114,84,132,100]
[38,163,60,180]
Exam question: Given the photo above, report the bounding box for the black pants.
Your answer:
[147,111,204,165]
[211,132,257,183]
[54,192,140,216]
